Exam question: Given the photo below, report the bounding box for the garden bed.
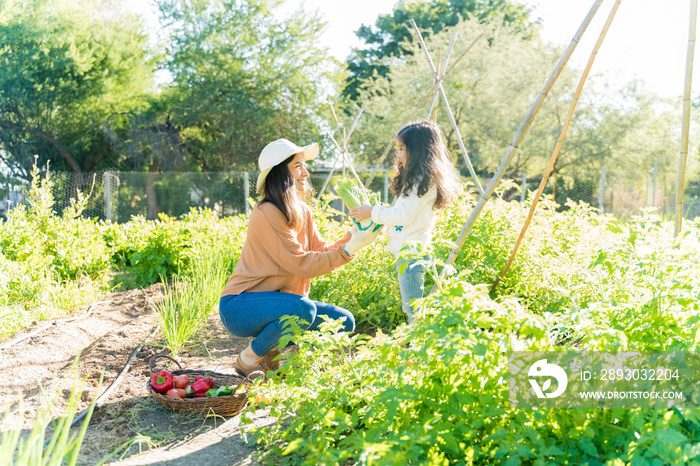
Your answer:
[0,285,271,465]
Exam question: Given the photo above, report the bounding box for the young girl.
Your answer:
[350,120,461,323]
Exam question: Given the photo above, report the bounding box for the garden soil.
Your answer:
[0,285,276,465]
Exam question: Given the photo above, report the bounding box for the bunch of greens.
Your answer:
[334,178,383,231]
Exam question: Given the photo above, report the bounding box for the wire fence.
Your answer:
[0,163,695,222]
[0,169,394,223]
[515,162,691,219]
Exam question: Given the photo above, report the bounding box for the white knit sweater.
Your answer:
[371,186,438,257]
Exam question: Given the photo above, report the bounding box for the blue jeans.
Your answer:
[219,292,355,357]
[395,258,427,323]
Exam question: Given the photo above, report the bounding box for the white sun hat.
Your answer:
[256,138,319,194]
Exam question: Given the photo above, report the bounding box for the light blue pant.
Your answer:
[219,292,355,357]
[395,259,427,323]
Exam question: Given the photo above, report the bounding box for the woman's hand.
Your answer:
[344,223,381,255]
[349,204,372,221]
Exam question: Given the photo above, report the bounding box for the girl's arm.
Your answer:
[349,205,372,221]
[370,188,437,226]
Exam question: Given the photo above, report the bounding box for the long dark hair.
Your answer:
[390,120,460,209]
[260,154,306,230]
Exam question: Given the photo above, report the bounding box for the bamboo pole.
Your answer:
[411,19,484,195]
[329,100,341,127]
[427,68,440,119]
[316,106,364,199]
[316,151,344,200]
[432,58,441,121]
[328,132,365,189]
[444,33,484,77]
[598,166,605,212]
[675,0,698,237]
[491,0,622,294]
[425,33,457,119]
[431,0,605,293]
[435,35,457,122]
[364,32,483,188]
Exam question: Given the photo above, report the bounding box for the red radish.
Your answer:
[191,379,211,395]
[195,376,214,389]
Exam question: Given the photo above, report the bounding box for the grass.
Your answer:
[0,354,100,466]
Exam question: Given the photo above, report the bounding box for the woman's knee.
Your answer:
[293,297,317,327]
[341,311,355,333]
[331,307,355,333]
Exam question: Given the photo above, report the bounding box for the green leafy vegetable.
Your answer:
[334,178,384,230]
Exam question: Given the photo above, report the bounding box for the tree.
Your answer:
[0,0,155,179]
[342,0,535,103]
[156,0,337,172]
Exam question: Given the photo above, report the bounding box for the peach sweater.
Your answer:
[221,202,352,297]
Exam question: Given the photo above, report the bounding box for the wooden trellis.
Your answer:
[430,0,608,293]
[364,30,484,189]
[358,0,697,298]
[492,0,622,293]
[675,0,698,237]
[409,19,484,196]
[316,104,364,200]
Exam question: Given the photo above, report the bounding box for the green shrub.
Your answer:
[107,213,192,287]
[0,167,111,282]
[248,278,700,465]
[0,165,111,339]
[245,190,700,465]
[106,207,248,288]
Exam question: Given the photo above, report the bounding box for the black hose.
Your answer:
[43,323,160,447]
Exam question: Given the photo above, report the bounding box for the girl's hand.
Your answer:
[349,204,372,221]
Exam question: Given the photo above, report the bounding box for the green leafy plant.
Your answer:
[108,213,192,287]
[243,190,700,464]
[0,162,110,339]
[153,244,236,357]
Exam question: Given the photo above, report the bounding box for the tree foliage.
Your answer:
[0,0,691,219]
[342,0,535,102]
[0,0,155,178]
[156,0,336,171]
[347,17,684,208]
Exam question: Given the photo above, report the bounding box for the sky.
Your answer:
[274,0,700,99]
[129,0,700,98]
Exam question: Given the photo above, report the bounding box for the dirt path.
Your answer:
[0,285,272,465]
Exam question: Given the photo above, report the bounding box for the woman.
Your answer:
[219,138,378,377]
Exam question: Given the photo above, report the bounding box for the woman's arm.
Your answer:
[316,231,352,251]
[256,204,351,279]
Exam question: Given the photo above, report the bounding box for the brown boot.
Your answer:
[233,356,267,380]
[262,349,281,371]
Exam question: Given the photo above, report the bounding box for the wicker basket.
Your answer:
[147,354,263,417]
